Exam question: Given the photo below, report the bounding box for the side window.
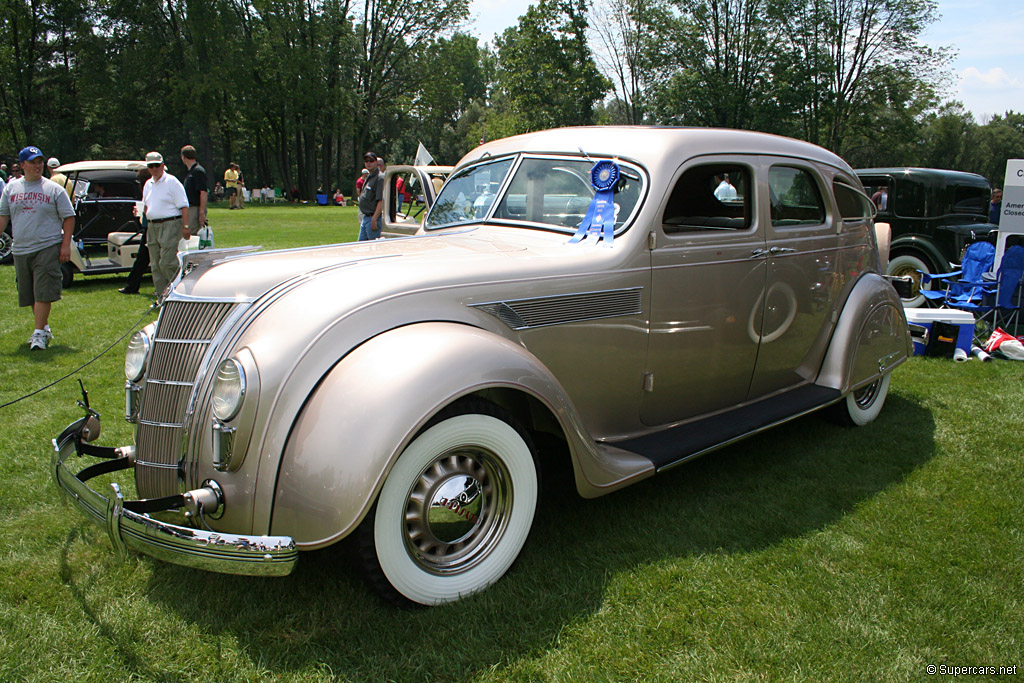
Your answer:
[860,178,892,213]
[769,166,825,227]
[662,164,751,233]
[834,182,874,222]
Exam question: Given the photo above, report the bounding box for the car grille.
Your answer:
[135,300,237,498]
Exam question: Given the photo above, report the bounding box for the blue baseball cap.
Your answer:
[18,146,44,163]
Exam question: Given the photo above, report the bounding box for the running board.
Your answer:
[611,385,842,471]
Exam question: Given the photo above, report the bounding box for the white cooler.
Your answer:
[905,308,975,356]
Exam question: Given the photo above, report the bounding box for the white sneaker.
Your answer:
[29,329,50,350]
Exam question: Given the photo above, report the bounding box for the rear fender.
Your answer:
[818,273,912,393]
[269,322,651,548]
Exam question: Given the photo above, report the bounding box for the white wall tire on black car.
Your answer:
[887,253,930,308]
[359,400,538,606]
[831,372,891,427]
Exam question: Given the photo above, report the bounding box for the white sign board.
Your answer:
[994,159,1024,270]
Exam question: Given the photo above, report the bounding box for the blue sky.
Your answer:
[466,0,1024,122]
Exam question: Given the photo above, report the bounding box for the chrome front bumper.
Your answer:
[52,417,297,577]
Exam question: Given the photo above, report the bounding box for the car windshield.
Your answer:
[425,155,644,234]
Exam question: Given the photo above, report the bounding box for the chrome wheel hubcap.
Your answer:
[403,448,512,575]
[853,379,881,409]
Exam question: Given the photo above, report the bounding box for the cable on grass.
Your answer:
[0,302,158,410]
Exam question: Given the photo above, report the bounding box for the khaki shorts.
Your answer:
[14,243,63,307]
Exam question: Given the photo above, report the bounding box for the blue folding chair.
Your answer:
[920,241,995,307]
[948,244,1024,341]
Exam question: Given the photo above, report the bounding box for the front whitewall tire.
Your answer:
[372,411,538,606]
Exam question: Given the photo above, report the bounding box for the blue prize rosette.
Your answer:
[568,160,620,246]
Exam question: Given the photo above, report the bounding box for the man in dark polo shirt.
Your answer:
[181,145,208,231]
[358,152,383,241]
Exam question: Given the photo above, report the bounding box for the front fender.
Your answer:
[269,322,650,549]
[818,273,912,393]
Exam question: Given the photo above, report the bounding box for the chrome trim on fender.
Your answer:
[52,419,297,577]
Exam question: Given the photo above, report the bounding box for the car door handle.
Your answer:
[769,247,797,255]
[750,248,769,258]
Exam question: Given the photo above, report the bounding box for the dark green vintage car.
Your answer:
[856,167,996,307]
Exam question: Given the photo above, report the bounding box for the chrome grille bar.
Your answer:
[135,300,237,498]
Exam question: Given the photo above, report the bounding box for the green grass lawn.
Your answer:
[1,213,1022,681]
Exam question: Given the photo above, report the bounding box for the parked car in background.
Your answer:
[855,167,996,306]
[54,160,149,286]
[53,127,910,606]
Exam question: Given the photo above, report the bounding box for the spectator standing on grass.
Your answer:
[990,188,1002,225]
[0,163,7,181]
[358,151,383,241]
[120,167,152,295]
[0,146,75,350]
[141,151,189,295]
[356,168,369,196]
[47,158,73,198]
[225,163,239,209]
[236,164,246,209]
[181,145,208,230]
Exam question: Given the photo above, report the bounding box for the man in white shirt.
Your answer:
[714,174,738,201]
[141,151,190,295]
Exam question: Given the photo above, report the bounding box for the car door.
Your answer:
[746,161,840,399]
[642,158,766,427]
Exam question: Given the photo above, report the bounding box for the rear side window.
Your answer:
[953,185,988,215]
[662,164,751,233]
[769,166,825,227]
[834,182,874,222]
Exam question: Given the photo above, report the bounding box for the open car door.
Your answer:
[382,164,452,237]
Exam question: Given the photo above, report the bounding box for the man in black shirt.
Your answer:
[181,145,208,230]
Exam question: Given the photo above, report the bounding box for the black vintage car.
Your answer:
[856,167,996,306]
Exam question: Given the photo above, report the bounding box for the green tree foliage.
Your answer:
[1,0,1022,195]
[492,0,610,137]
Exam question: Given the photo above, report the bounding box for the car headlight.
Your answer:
[211,358,246,422]
[125,330,152,381]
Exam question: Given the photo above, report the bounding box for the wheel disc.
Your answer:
[852,378,881,409]
[403,448,513,575]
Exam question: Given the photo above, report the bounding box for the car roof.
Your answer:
[55,160,146,173]
[855,167,991,188]
[456,126,855,177]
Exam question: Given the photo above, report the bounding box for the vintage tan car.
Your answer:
[52,127,911,606]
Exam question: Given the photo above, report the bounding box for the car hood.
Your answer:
[171,230,539,302]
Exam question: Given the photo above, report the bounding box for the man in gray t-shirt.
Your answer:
[358,151,384,241]
[0,145,75,350]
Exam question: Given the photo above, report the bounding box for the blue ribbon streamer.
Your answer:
[569,160,620,246]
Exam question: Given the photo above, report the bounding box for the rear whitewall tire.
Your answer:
[833,373,891,427]
[364,403,538,606]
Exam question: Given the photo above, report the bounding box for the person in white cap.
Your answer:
[0,146,75,350]
[47,158,73,198]
[140,151,189,295]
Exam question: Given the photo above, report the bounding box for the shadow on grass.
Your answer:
[59,393,935,681]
